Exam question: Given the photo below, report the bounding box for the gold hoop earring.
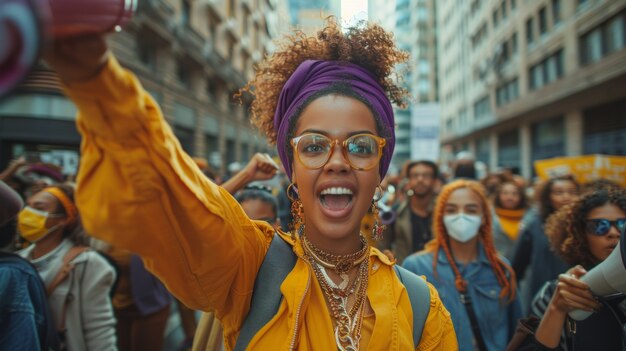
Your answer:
[286,182,298,202]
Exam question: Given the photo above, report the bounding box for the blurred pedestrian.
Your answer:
[509,188,626,350]
[107,247,172,351]
[17,185,117,350]
[0,181,60,350]
[493,180,530,260]
[403,180,521,351]
[378,160,439,263]
[512,175,580,313]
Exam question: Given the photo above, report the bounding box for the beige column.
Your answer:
[520,124,531,179]
[489,133,498,171]
[565,110,584,156]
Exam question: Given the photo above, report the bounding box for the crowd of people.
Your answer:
[1,19,624,351]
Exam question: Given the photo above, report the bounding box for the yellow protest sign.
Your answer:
[534,155,626,186]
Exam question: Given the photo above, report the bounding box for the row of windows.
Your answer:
[471,22,489,49]
[492,0,516,28]
[580,10,626,66]
[529,49,564,90]
[526,0,561,46]
[497,32,518,67]
[496,78,519,107]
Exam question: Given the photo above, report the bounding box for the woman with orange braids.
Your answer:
[41,19,457,350]
[403,180,522,351]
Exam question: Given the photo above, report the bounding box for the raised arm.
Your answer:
[44,36,275,323]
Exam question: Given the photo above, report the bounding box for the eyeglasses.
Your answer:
[585,218,626,236]
[291,133,386,170]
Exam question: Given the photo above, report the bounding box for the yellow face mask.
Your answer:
[18,206,61,243]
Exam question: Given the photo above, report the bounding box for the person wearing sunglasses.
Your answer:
[509,188,626,350]
[42,19,456,351]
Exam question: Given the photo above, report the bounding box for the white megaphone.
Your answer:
[569,237,626,321]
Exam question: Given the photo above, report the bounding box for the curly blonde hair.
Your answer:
[241,19,409,144]
[546,188,626,268]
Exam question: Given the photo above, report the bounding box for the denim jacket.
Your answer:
[403,245,522,351]
[0,252,59,351]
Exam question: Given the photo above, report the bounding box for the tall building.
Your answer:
[288,0,340,34]
[0,0,289,175]
[437,0,626,178]
[369,0,441,171]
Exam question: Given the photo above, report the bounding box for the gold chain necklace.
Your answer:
[301,232,368,275]
[301,229,370,351]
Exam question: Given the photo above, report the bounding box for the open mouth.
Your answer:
[319,187,354,212]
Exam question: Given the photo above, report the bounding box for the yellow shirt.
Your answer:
[65,56,458,351]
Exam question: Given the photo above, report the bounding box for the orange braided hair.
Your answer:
[423,180,517,303]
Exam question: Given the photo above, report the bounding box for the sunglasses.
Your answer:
[585,218,626,236]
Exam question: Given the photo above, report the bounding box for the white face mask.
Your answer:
[443,213,482,243]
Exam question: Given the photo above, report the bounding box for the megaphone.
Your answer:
[0,0,136,97]
[569,237,626,320]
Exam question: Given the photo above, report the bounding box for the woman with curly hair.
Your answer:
[42,19,456,350]
[511,188,626,350]
[403,180,522,351]
[512,175,579,311]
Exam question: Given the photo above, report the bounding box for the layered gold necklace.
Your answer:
[301,229,370,351]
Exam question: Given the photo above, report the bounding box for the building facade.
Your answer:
[437,0,626,178]
[288,0,340,35]
[0,0,289,175]
[368,0,441,172]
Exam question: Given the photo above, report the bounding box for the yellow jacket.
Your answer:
[65,56,457,350]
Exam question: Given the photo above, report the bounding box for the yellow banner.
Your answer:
[534,155,626,186]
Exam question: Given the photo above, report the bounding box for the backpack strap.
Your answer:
[394,264,431,348]
[234,233,297,351]
[234,235,431,350]
[46,246,90,297]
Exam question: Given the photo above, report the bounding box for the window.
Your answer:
[419,59,430,74]
[473,96,491,120]
[510,0,516,10]
[501,1,507,20]
[526,18,534,45]
[418,79,430,94]
[529,49,564,90]
[181,0,191,26]
[552,0,561,25]
[580,11,626,65]
[493,10,499,28]
[607,15,626,53]
[177,61,191,88]
[138,41,157,72]
[511,32,518,54]
[417,7,428,21]
[538,7,547,35]
[531,117,565,167]
[496,78,519,106]
[498,129,520,170]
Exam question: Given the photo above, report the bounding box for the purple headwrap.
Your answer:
[274,60,395,181]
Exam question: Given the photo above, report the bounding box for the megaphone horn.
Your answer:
[569,236,626,321]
